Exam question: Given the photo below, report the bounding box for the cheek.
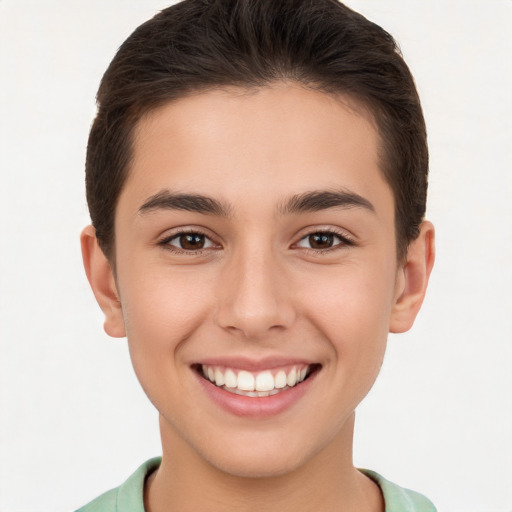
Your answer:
[117,266,213,382]
[120,264,211,336]
[297,260,396,366]
[117,270,214,419]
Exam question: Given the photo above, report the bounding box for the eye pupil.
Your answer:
[180,233,205,250]
[309,233,333,249]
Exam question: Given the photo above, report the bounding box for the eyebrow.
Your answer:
[138,188,374,217]
[139,190,231,217]
[279,190,375,215]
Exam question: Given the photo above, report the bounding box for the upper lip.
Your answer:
[192,356,318,372]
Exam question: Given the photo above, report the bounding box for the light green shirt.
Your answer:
[76,457,436,512]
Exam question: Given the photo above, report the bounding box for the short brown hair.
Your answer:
[86,0,428,262]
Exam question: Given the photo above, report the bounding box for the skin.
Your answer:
[82,83,435,512]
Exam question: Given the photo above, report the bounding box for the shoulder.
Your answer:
[75,457,162,512]
[360,469,437,512]
[75,488,118,512]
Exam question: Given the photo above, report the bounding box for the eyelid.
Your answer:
[293,227,356,251]
[156,225,355,254]
[169,233,216,249]
[158,226,221,253]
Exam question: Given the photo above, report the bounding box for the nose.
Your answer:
[215,246,296,340]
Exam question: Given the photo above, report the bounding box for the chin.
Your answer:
[209,451,305,479]
[196,432,318,479]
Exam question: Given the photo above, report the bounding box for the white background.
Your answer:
[1,1,511,511]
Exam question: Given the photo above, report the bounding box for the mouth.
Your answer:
[194,363,321,398]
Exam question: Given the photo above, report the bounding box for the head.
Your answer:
[81,0,434,483]
[86,0,428,264]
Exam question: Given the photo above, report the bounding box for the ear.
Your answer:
[80,225,126,338]
[389,221,435,333]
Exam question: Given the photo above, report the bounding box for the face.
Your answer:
[87,83,427,479]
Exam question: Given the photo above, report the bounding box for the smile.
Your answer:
[199,364,314,397]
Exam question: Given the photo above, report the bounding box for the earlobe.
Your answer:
[389,221,435,333]
[80,225,126,338]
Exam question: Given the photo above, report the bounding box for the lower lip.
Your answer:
[195,369,318,418]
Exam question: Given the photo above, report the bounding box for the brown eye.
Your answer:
[308,233,334,249]
[296,231,352,251]
[179,233,205,250]
[166,232,215,251]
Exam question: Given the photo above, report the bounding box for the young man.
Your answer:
[78,1,435,510]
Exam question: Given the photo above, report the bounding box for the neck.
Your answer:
[145,413,383,512]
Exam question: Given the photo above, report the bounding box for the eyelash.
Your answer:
[158,228,355,255]
[158,229,220,255]
[295,229,355,254]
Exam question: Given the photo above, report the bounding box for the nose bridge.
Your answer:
[216,240,294,338]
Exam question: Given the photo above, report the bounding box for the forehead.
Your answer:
[120,83,392,217]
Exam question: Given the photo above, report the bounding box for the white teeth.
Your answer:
[200,364,312,396]
[287,368,297,387]
[237,370,255,391]
[274,370,287,389]
[237,389,257,397]
[255,371,274,391]
[224,369,237,388]
[214,368,224,386]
